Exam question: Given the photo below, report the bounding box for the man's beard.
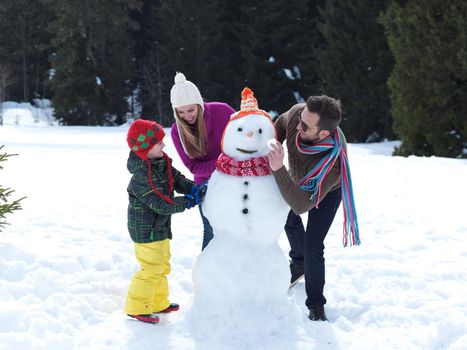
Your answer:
[299,131,322,145]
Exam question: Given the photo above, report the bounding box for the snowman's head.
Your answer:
[222,114,275,160]
[221,87,276,161]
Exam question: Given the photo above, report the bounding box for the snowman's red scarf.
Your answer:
[215,153,272,176]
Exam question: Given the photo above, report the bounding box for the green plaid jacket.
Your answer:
[127,151,195,243]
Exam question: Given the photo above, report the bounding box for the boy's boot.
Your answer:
[127,313,160,323]
[158,303,179,313]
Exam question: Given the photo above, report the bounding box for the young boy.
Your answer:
[125,119,204,324]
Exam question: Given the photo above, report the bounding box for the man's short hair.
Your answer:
[306,95,342,131]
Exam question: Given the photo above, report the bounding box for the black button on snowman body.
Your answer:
[242,181,249,214]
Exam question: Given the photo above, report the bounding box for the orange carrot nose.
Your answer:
[246,131,254,138]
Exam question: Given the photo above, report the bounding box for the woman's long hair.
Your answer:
[175,104,207,158]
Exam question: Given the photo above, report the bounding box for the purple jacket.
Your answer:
[171,102,235,184]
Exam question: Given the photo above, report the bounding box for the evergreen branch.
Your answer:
[0,145,18,170]
[0,145,25,231]
[0,187,15,202]
[0,196,25,231]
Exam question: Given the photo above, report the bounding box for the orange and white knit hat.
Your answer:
[230,87,271,121]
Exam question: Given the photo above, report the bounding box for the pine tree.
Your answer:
[0,146,25,231]
[133,0,324,124]
[300,0,327,97]
[315,0,394,142]
[0,0,53,102]
[134,0,238,126]
[0,63,11,125]
[236,0,314,115]
[47,0,141,125]
[131,0,180,125]
[381,0,467,157]
[130,0,163,122]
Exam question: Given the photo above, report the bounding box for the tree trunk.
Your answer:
[21,16,28,101]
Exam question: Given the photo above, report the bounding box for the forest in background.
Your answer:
[0,0,465,158]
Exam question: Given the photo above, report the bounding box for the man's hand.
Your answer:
[267,141,285,171]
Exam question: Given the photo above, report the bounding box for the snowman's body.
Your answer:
[190,106,298,334]
[204,172,288,245]
[195,172,290,302]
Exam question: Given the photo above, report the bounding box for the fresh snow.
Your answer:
[1,103,467,350]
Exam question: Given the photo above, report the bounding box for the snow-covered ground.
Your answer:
[1,103,466,349]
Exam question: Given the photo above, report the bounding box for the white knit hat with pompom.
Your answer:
[170,72,204,113]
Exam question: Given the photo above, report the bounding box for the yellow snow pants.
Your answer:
[124,239,171,315]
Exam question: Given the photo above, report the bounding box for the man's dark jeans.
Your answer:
[199,203,214,250]
[285,188,341,309]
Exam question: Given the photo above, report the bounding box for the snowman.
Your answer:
[189,88,300,338]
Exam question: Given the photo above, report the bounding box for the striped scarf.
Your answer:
[296,127,360,247]
[216,153,272,177]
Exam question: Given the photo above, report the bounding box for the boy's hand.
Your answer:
[198,181,208,198]
[185,182,208,208]
[186,182,208,202]
[185,196,196,209]
[186,184,199,199]
[184,194,202,209]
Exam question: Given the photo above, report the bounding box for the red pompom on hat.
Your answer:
[127,119,165,160]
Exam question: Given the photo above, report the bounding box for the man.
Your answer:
[268,95,359,321]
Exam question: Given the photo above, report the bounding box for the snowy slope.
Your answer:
[0,123,466,350]
[1,101,56,127]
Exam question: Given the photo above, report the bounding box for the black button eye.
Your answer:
[258,128,262,134]
[238,127,243,132]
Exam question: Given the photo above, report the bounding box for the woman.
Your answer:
[170,72,235,250]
